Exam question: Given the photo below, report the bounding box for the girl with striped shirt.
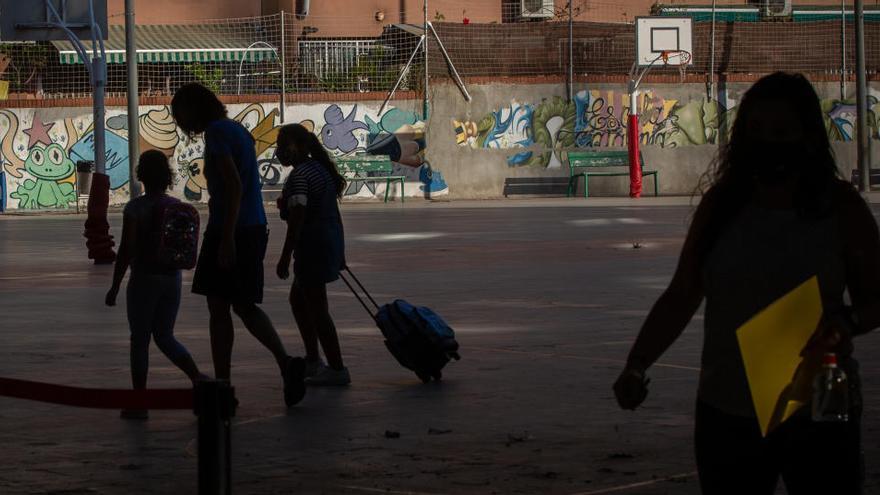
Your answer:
[275,124,350,386]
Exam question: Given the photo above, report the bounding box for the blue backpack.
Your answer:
[342,271,461,383]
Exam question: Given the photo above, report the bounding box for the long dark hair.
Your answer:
[695,72,840,261]
[277,123,347,198]
[170,83,228,136]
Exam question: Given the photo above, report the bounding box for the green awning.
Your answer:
[52,24,278,64]
[654,5,880,23]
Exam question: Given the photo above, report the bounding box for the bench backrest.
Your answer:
[336,154,394,176]
[566,150,644,172]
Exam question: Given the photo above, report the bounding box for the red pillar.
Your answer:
[83,173,116,264]
[627,113,642,198]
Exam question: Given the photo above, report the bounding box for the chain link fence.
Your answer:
[0,3,878,101]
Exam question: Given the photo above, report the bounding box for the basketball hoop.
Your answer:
[660,50,692,83]
[628,17,694,198]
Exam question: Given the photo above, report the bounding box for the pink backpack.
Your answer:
[153,196,200,270]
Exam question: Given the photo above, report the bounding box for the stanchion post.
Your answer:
[194,380,236,495]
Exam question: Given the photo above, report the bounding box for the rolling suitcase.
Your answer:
[340,267,461,382]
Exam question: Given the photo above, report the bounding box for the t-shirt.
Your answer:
[281,160,341,223]
[123,193,176,275]
[700,202,847,417]
[203,119,267,228]
[280,159,345,279]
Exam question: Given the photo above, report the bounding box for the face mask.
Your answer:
[277,146,308,166]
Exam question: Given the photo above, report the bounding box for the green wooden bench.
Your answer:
[565,150,659,198]
[336,154,406,203]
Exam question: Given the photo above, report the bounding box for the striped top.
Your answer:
[282,160,336,221]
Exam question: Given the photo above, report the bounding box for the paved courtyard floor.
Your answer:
[1,198,879,494]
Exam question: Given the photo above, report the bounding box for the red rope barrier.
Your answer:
[0,377,192,410]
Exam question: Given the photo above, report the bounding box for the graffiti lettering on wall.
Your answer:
[1,102,445,210]
[823,94,880,142]
[454,88,880,168]
[453,90,734,168]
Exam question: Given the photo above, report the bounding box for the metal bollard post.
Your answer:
[194,380,236,495]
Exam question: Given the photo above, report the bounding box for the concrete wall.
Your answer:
[2,78,879,210]
[428,80,880,198]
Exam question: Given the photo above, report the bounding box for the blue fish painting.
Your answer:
[321,104,368,153]
[69,130,131,190]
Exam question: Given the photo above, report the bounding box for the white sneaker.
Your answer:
[304,358,326,378]
[305,365,351,386]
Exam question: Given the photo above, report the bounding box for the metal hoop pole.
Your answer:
[379,35,426,115]
[709,0,717,99]
[423,0,429,120]
[427,23,470,102]
[627,51,681,198]
[568,0,573,101]
[855,0,871,192]
[125,0,140,199]
[280,11,286,123]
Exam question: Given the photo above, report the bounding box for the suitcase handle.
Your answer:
[339,266,380,319]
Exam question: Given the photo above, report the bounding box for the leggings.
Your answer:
[695,400,863,495]
[126,271,193,388]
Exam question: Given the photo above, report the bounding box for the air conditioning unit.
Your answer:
[521,0,555,19]
[762,0,792,18]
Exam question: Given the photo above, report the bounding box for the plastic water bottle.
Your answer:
[811,353,849,422]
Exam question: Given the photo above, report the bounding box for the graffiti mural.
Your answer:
[1,112,82,209]
[454,88,880,168]
[453,90,737,168]
[321,104,368,154]
[251,104,444,198]
[0,101,442,210]
[822,92,880,142]
[69,128,131,191]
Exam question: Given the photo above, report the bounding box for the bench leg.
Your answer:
[653,174,659,196]
[384,180,390,203]
[399,178,405,203]
[567,177,575,197]
[583,174,589,198]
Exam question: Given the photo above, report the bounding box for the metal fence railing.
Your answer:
[0,5,878,102]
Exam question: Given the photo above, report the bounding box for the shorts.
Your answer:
[192,224,269,304]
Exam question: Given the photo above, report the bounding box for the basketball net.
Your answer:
[661,50,691,83]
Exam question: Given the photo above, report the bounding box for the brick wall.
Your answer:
[430,20,880,77]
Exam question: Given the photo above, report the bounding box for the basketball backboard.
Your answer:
[0,0,107,42]
[635,16,693,67]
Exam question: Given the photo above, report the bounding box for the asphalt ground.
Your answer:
[1,199,879,494]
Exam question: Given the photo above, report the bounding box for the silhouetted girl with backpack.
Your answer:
[106,150,207,419]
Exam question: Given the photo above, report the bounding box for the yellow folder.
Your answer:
[736,276,823,437]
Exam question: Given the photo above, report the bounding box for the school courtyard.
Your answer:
[1,198,879,494]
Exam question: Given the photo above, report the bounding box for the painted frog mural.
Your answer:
[1,111,81,209]
[10,143,77,208]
